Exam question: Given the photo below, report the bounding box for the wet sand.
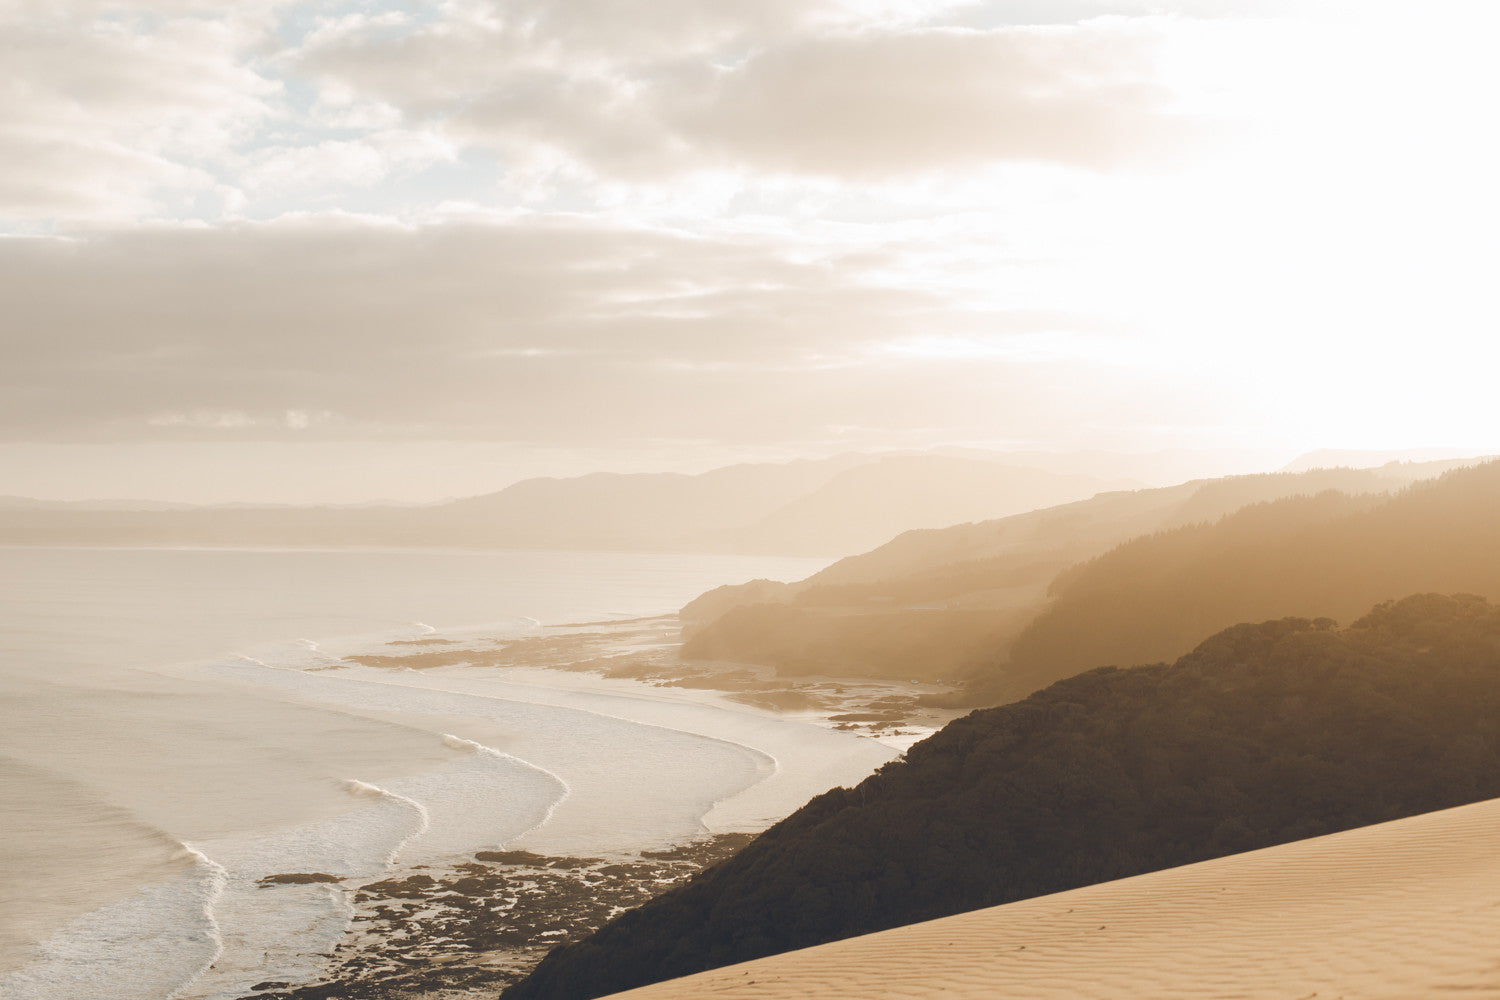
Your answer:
[228,617,959,999]
[245,834,753,999]
[347,615,960,747]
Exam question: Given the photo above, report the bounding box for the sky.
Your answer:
[2,0,1498,503]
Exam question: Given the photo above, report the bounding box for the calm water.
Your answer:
[0,547,835,999]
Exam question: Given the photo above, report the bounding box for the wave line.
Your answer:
[342,780,431,868]
[163,843,228,1000]
[439,733,572,847]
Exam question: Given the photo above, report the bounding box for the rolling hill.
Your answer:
[679,462,1467,688]
[984,458,1500,702]
[0,452,1125,557]
[506,593,1500,999]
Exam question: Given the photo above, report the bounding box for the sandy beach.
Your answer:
[202,617,957,998]
[0,546,924,1000]
[603,795,1500,999]
[208,617,952,999]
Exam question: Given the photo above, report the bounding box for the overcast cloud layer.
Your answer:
[2,0,1498,501]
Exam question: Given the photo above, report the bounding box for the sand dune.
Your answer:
[604,796,1500,999]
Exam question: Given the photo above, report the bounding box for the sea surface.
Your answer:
[0,546,855,1000]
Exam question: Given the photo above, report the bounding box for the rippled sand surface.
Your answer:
[609,796,1500,999]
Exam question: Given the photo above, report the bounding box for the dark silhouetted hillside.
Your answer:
[506,593,1500,1000]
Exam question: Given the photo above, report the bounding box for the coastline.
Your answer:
[211,615,961,999]
[243,834,756,1000]
[345,615,960,751]
[1,544,853,999]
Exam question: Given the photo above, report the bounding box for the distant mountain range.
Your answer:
[0,452,1136,557]
[0,495,198,512]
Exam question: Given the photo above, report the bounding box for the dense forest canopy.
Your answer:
[508,593,1500,1000]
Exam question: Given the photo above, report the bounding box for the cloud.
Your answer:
[0,215,925,439]
[660,25,1190,177]
[291,5,1204,185]
[0,212,1141,449]
[4,0,1398,495]
[0,0,1247,226]
[0,2,282,222]
[241,130,457,193]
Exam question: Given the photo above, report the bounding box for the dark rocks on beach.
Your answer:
[474,851,600,869]
[234,618,938,1000]
[358,873,437,897]
[257,873,344,887]
[239,833,754,1000]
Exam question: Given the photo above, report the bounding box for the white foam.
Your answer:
[0,846,226,1000]
[341,780,431,867]
[7,615,887,998]
[0,547,837,995]
[204,656,775,855]
[173,777,435,999]
[339,661,897,835]
[390,735,569,859]
[175,880,352,1000]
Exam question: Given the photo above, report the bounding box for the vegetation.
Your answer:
[678,463,1463,693]
[507,593,1500,999]
[987,461,1500,703]
[680,602,1027,682]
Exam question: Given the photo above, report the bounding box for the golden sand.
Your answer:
[606,796,1500,999]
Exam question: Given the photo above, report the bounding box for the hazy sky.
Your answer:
[3,0,1498,503]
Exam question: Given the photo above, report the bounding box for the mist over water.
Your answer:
[0,546,837,998]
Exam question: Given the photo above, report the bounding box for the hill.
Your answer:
[986,458,1500,702]
[678,463,1456,685]
[691,455,1134,556]
[1279,448,1485,473]
[0,456,859,551]
[506,593,1500,999]
[0,452,1122,556]
[433,457,864,550]
[598,795,1500,1000]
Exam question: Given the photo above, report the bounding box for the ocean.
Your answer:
[0,546,887,1000]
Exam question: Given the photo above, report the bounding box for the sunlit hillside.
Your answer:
[680,461,1481,693]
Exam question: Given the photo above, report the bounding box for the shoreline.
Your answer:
[344,615,961,752]
[242,833,757,1000]
[218,616,959,998]
[0,547,843,999]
